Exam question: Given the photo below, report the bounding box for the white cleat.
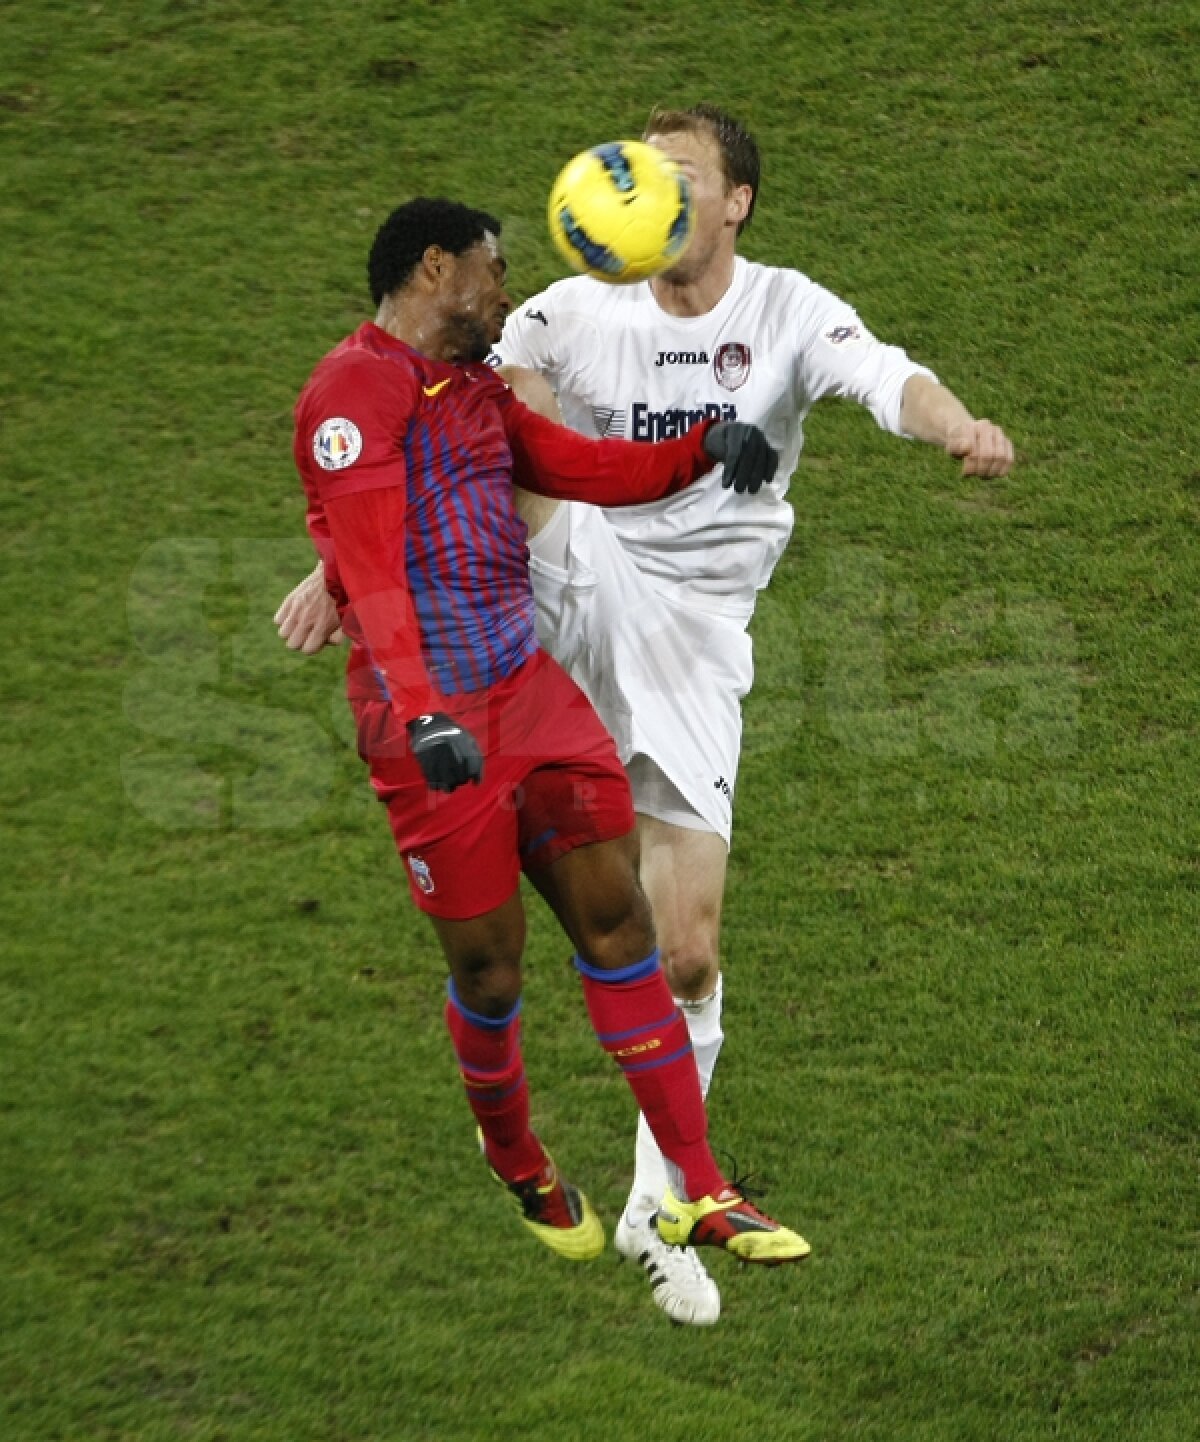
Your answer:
[614,1210,721,1326]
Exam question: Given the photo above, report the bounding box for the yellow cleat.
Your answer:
[655,1186,811,1266]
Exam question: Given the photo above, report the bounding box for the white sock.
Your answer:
[625,975,725,1224]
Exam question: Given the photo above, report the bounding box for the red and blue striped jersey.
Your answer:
[294,323,716,724]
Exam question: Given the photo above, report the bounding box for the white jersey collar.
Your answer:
[645,255,748,331]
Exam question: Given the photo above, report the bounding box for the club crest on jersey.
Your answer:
[407,854,435,895]
[713,342,752,392]
[823,323,864,347]
[313,417,362,471]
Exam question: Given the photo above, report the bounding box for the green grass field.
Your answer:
[2,1,1197,1438]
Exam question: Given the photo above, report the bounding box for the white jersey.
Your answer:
[494,255,935,618]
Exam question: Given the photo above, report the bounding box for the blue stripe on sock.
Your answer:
[595,1010,680,1045]
[458,1055,518,1081]
[572,948,661,985]
[619,1042,694,1076]
[446,977,521,1031]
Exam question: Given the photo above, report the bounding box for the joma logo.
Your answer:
[655,349,710,367]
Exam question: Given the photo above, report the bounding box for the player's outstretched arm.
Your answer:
[274,561,343,653]
[503,400,778,507]
[899,374,1014,478]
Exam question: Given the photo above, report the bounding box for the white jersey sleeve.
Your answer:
[792,283,935,436]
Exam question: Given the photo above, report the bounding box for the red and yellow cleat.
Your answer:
[490,1154,605,1261]
[655,1185,811,1266]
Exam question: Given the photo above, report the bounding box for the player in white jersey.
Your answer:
[275,104,1014,1327]
[496,259,936,838]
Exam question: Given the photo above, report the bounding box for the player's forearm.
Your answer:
[898,374,975,446]
[324,490,435,722]
[898,374,1015,477]
[509,403,716,505]
[304,503,341,596]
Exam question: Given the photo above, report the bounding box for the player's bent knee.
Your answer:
[447,952,523,1017]
[574,889,657,973]
[430,903,525,1017]
[660,939,720,1001]
[539,833,657,969]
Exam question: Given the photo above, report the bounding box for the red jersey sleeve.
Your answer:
[296,351,421,502]
[303,494,342,601]
[498,394,717,506]
[295,351,435,723]
[323,486,435,723]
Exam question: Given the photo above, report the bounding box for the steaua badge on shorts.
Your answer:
[407,854,435,895]
[313,417,363,471]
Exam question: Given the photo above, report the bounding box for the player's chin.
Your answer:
[464,316,505,363]
[463,329,497,365]
[658,254,697,286]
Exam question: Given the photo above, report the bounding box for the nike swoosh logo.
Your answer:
[422,379,453,399]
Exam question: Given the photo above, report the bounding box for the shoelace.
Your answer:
[719,1149,769,1205]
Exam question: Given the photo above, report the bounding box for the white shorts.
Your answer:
[527,502,754,845]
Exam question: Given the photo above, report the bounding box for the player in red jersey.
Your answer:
[293,197,809,1270]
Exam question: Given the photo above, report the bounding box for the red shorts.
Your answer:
[353,649,635,919]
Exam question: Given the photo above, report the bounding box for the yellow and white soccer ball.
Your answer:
[547,140,694,284]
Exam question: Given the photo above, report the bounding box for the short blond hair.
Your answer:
[643,103,760,232]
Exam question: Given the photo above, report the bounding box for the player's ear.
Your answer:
[420,244,451,284]
[726,184,752,229]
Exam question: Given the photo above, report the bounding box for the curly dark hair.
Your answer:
[643,104,761,233]
[368,198,502,305]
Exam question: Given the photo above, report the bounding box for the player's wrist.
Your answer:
[407,711,448,736]
[693,415,719,455]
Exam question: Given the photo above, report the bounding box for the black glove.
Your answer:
[406,712,483,793]
[704,421,779,494]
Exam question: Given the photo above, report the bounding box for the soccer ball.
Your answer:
[547,140,694,284]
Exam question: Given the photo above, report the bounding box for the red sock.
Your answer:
[444,982,546,1183]
[575,950,725,1201]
